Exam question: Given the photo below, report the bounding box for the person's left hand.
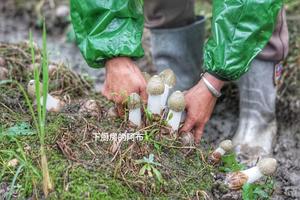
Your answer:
[180,73,224,143]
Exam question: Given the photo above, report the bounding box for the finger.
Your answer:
[180,114,196,134]
[139,86,148,103]
[194,123,205,144]
[112,92,124,104]
[102,83,112,100]
[116,103,125,116]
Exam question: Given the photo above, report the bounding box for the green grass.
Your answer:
[0,115,141,199]
[29,21,53,196]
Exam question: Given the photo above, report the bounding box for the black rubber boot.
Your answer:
[233,59,277,166]
[150,16,206,91]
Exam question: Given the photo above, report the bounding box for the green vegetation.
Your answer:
[30,21,53,197]
[0,29,215,198]
[242,178,275,200]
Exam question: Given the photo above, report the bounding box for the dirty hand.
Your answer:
[102,57,147,115]
[180,73,225,143]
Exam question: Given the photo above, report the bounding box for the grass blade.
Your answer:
[41,20,49,130]
[6,164,24,200]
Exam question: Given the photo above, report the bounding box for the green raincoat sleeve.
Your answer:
[204,0,283,81]
[70,0,144,68]
[71,0,282,81]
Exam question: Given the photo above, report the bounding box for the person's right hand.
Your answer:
[102,57,148,115]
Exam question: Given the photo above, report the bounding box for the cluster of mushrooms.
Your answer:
[26,68,185,133]
[26,67,278,191]
[210,139,278,190]
[128,69,185,132]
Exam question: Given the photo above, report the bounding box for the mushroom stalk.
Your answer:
[128,93,142,127]
[43,94,62,112]
[129,108,141,127]
[161,85,170,109]
[167,110,182,131]
[241,166,263,184]
[167,91,185,131]
[147,75,165,115]
[225,158,277,190]
[27,80,63,112]
[159,69,176,108]
[147,95,161,114]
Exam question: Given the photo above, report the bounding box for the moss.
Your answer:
[0,43,215,199]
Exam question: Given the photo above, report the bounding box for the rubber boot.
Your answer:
[233,59,277,166]
[150,16,205,91]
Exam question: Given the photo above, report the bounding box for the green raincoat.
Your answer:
[70,0,282,81]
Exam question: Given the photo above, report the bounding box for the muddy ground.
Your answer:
[0,1,300,199]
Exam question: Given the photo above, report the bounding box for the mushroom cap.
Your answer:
[159,69,176,87]
[79,99,100,117]
[142,72,151,83]
[219,140,233,152]
[180,132,194,146]
[128,93,141,109]
[146,75,165,95]
[167,91,185,112]
[257,158,277,176]
[27,80,42,98]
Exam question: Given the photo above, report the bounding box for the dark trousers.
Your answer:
[144,0,195,29]
[144,0,289,62]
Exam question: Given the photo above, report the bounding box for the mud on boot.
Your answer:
[232,59,277,166]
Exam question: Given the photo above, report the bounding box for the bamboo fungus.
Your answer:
[128,93,142,127]
[27,80,64,112]
[167,91,185,131]
[225,158,277,190]
[146,75,165,115]
[209,140,233,164]
[159,69,176,108]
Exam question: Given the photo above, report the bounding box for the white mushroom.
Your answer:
[27,80,64,112]
[146,75,165,115]
[0,67,8,80]
[128,93,142,127]
[167,91,185,131]
[179,132,194,146]
[159,69,176,108]
[209,140,233,164]
[79,99,101,117]
[225,158,277,190]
